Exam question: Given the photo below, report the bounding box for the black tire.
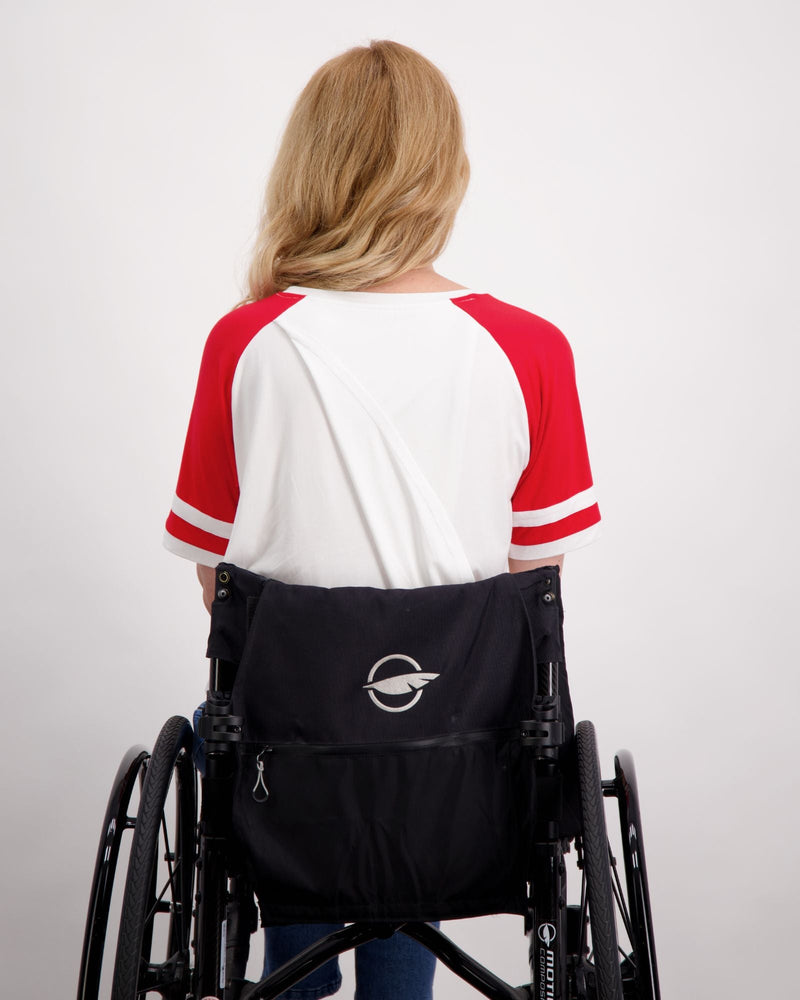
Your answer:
[576,721,623,1000]
[77,745,149,1000]
[614,750,660,1000]
[111,716,197,999]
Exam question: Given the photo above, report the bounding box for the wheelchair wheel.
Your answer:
[77,745,149,1000]
[575,720,624,1000]
[111,716,197,999]
[612,750,660,1000]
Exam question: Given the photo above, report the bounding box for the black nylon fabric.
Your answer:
[207,564,573,922]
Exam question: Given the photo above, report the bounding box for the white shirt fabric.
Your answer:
[164,286,600,588]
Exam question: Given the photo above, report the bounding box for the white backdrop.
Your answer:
[2,2,798,997]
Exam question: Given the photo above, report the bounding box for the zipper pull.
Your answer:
[252,747,271,803]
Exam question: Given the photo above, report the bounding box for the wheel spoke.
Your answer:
[143,854,184,928]
[168,773,192,954]
[161,811,174,875]
[609,843,634,946]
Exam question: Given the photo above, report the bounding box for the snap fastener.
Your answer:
[542,591,555,603]
[218,570,231,584]
[216,587,230,601]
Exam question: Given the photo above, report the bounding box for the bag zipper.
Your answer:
[246,726,518,803]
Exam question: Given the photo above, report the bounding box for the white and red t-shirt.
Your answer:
[164,287,600,588]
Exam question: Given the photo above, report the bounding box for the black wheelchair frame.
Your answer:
[78,616,660,1000]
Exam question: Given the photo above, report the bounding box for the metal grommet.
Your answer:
[542,591,555,603]
[544,577,552,587]
[218,570,231,584]
[216,587,230,601]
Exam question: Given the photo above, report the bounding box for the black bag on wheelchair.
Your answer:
[207,563,573,924]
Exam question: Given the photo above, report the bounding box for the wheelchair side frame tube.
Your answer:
[524,660,568,1000]
[195,658,243,998]
[528,813,568,1000]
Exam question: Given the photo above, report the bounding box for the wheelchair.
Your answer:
[77,564,660,1000]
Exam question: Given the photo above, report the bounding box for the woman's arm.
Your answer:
[508,555,564,574]
[197,564,217,613]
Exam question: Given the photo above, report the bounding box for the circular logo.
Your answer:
[363,654,440,713]
[538,923,557,946]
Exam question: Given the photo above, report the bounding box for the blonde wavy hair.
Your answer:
[244,40,470,298]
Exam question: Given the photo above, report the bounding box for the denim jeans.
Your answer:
[263,922,438,1000]
[192,705,207,774]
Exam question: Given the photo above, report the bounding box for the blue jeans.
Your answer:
[263,923,438,1000]
[193,708,437,998]
[192,705,207,774]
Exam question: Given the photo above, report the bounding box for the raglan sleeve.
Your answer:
[510,324,601,560]
[162,321,240,566]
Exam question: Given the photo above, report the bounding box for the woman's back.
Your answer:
[164,282,599,587]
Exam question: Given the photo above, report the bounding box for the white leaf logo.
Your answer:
[363,672,440,696]
[364,654,440,712]
[538,923,557,946]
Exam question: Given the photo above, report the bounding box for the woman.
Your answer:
[164,39,600,1000]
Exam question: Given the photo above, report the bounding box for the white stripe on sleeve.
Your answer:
[512,486,597,528]
[509,522,601,560]
[172,495,233,539]
[162,531,225,567]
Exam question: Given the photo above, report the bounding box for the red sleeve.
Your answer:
[453,294,601,559]
[163,293,303,565]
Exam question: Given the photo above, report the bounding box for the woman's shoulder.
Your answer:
[453,292,572,363]
[201,291,304,363]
